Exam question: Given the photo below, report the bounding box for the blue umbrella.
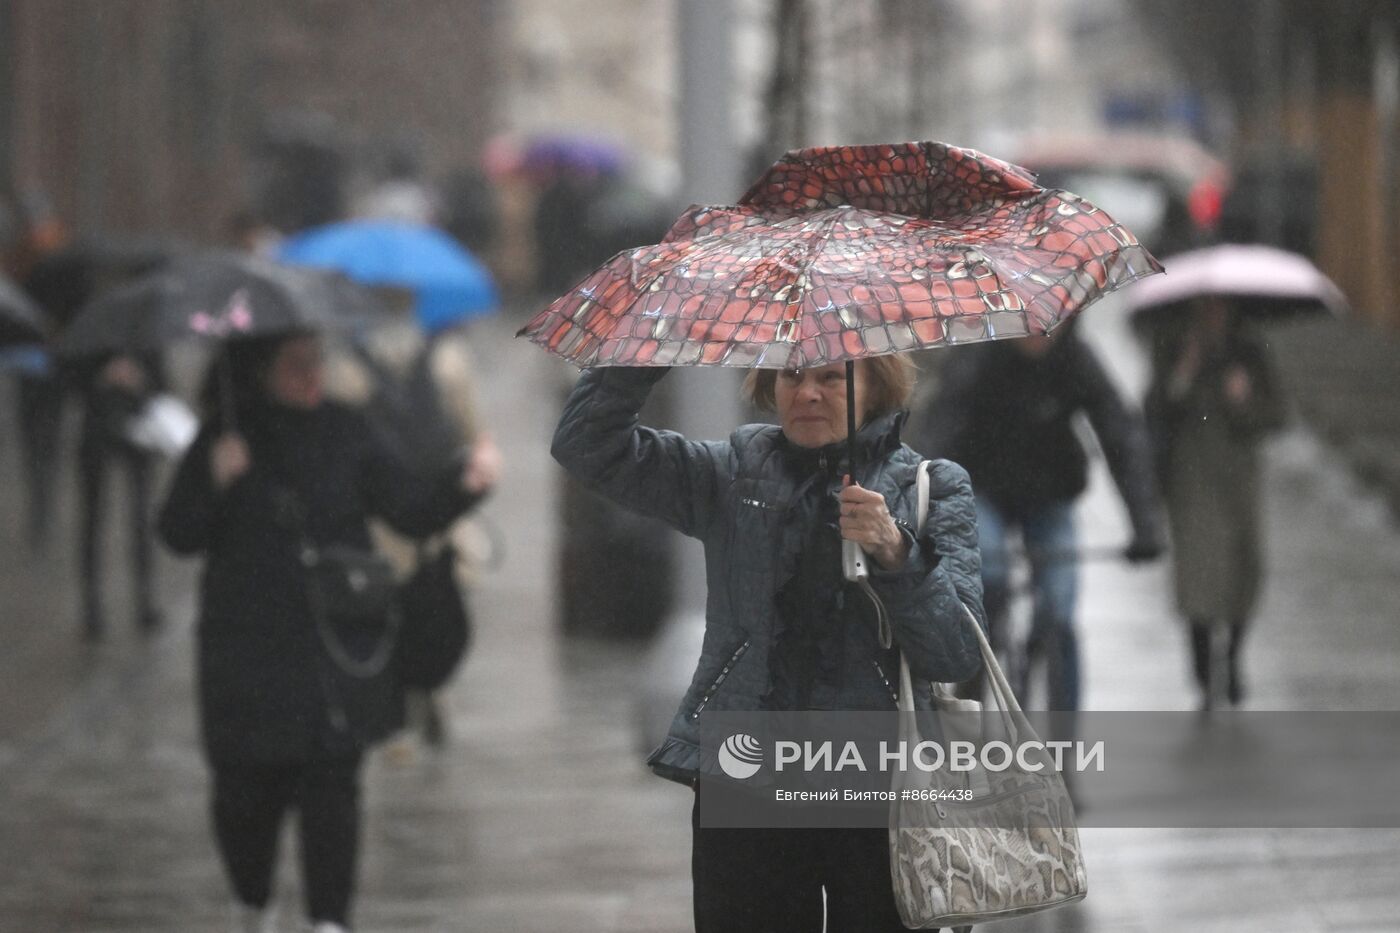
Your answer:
[278,220,498,333]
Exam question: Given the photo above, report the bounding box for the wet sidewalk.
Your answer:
[1269,315,1400,523]
[1,306,1398,932]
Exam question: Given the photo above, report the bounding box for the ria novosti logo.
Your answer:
[718,733,764,779]
[716,733,1105,781]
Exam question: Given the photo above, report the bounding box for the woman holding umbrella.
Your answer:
[554,357,983,929]
[1145,295,1285,709]
[158,331,490,933]
[531,142,1161,930]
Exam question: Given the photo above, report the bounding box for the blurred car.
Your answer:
[1012,133,1231,256]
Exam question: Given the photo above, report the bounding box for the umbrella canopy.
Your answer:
[0,274,45,347]
[58,251,384,358]
[521,134,627,179]
[29,236,186,327]
[518,140,1162,370]
[278,220,498,334]
[484,132,628,181]
[1123,243,1348,321]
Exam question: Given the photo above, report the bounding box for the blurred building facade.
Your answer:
[501,0,676,167]
[1136,0,1400,331]
[1,0,500,239]
[7,0,1395,332]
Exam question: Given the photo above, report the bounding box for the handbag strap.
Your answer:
[302,547,402,679]
[903,462,1026,739]
[279,483,401,680]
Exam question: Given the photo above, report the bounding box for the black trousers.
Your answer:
[211,756,362,926]
[692,791,918,933]
[18,373,64,550]
[78,438,156,629]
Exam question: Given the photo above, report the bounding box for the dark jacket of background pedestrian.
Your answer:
[908,329,1163,719]
[913,330,1160,532]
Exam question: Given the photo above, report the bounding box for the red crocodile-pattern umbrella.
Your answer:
[518,140,1162,371]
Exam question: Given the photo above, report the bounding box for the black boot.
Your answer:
[1226,622,1247,706]
[1189,622,1213,710]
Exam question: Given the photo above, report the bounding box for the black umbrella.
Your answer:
[26,235,187,331]
[58,251,385,359]
[57,251,389,430]
[0,274,45,348]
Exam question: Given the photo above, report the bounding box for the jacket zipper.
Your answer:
[690,639,751,720]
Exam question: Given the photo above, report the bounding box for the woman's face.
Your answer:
[265,334,325,410]
[774,361,873,449]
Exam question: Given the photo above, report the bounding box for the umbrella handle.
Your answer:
[842,538,869,582]
[842,359,868,584]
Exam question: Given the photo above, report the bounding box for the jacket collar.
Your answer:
[776,409,907,480]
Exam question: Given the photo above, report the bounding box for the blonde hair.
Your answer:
[743,355,917,421]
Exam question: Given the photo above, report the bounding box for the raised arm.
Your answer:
[1073,341,1165,553]
[358,417,482,539]
[551,367,727,539]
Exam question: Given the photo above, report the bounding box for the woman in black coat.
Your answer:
[159,331,486,933]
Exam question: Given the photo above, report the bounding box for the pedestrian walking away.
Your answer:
[3,200,70,556]
[157,331,486,933]
[1144,296,1285,709]
[909,324,1166,722]
[72,348,168,639]
[323,315,502,752]
[553,357,985,931]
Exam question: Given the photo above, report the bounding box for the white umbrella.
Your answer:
[1123,244,1348,320]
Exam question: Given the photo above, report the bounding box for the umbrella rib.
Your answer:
[780,210,846,323]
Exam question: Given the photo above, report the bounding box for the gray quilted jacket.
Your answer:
[553,367,985,784]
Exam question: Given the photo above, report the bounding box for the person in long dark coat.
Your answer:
[1145,298,1284,709]
[158,331,487,933]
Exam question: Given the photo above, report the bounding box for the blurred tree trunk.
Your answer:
[1315,11,1393,327]
[1134,0,1400,330]
[762,0,810,159]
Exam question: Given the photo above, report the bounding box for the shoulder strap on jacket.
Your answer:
[916,459,932,533]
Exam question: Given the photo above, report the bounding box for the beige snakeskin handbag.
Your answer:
[888,462,1088,929]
